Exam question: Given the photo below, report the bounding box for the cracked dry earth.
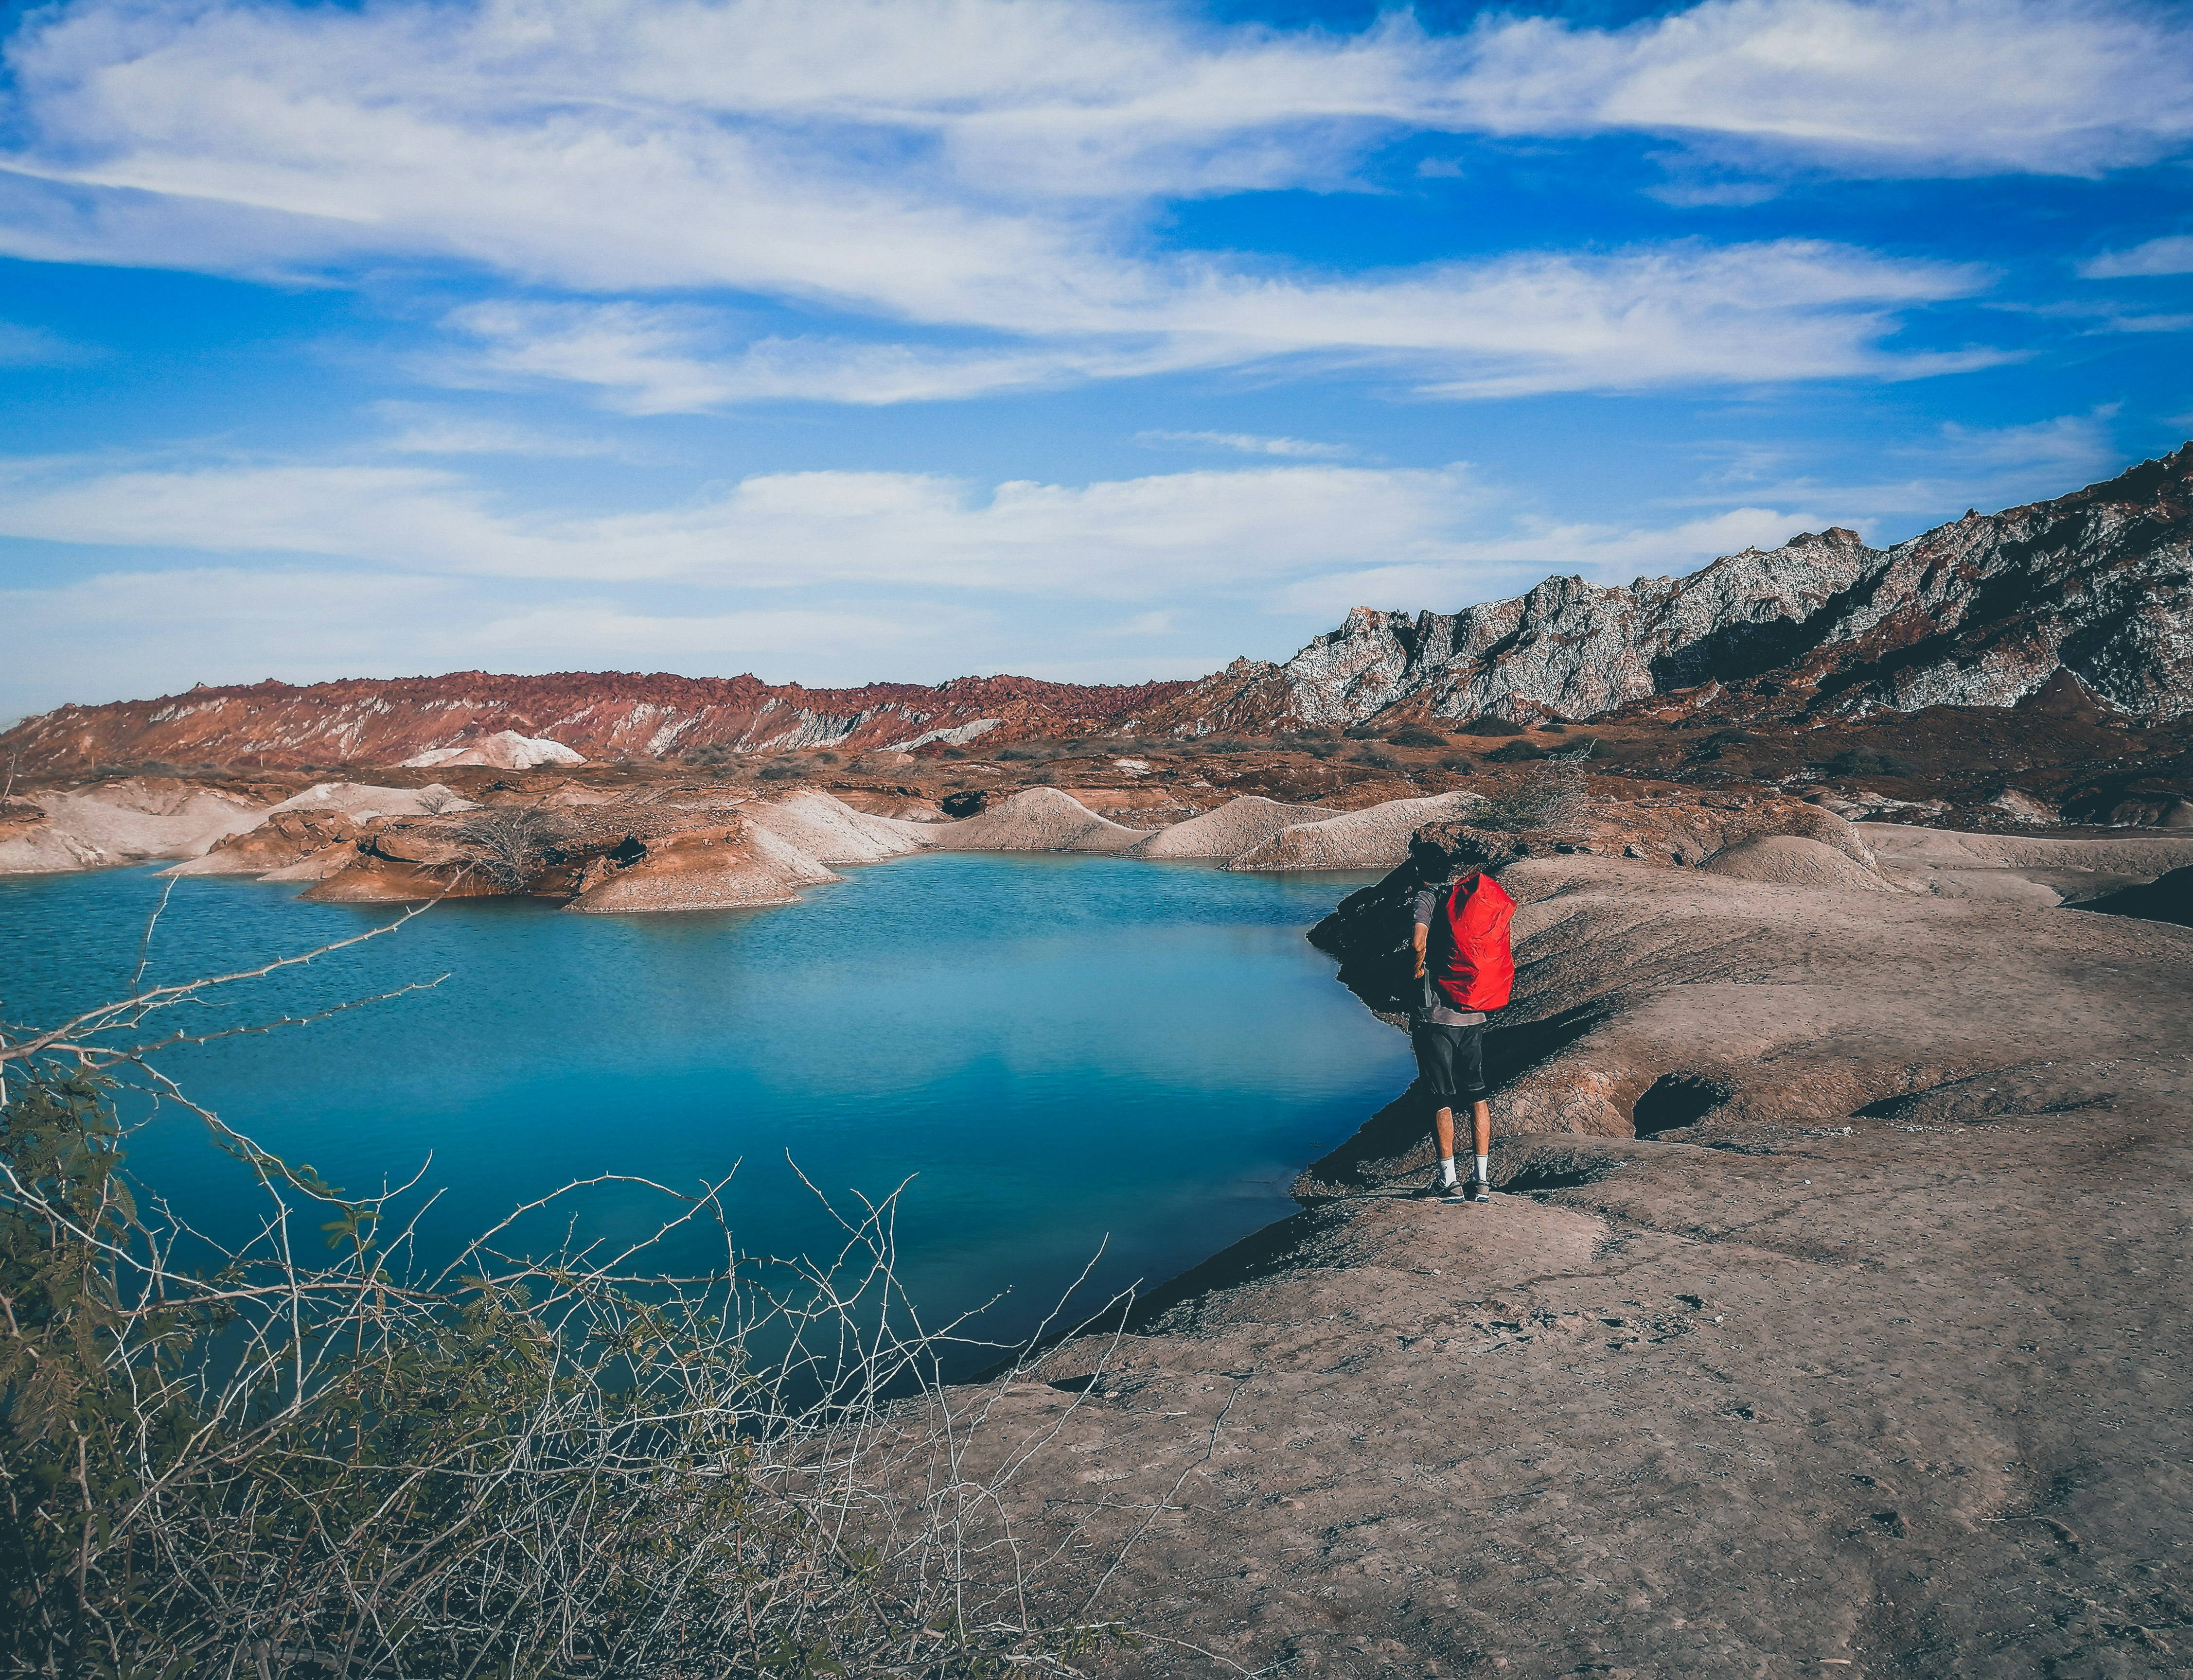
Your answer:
[961,869,2193,1677]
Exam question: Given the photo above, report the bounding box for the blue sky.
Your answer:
[1,0,2190,721]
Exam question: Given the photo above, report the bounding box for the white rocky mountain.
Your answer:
[1150,442,2193,731]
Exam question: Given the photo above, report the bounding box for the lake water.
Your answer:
[1,853,1410,1357]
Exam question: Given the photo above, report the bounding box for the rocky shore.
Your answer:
[947,832,2193,1678]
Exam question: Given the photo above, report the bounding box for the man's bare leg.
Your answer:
[1470,1098,1493,1197]
[1433,1105,1457,1187]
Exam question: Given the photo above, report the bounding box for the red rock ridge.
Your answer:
[0,670,1189,774]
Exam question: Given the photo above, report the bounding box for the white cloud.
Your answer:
[442,303,1201,410]
[1092,610,1181,637]
[1667,408,2124,521]
[0,319,93,365]
[371,403,623,458]
[1450,0,2193,177]
[0,566,464,720]
[1139,430,1351,458]
[468,603,985,662]
[433,242,1991,411]
[0,566,982,720]
[1929,410,2121,478]
[2077,234,2193,278]
[0,0,2117,406]
[0,456,1496,598]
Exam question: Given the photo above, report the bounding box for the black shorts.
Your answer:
[1412,1020,1488,1104]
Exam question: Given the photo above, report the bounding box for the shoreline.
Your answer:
[944,837,2193,1676]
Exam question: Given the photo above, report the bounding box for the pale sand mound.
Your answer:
[928,787,1149,854]
[565,790,929,911]
[1859,821,2193,906]
[0,779,271,874]
[1221,789,1486,871]
[266,781,476,820]
[1700,834,1896,892]
[739,788,937,863]
[1129,795,1338,859]
[401,731,584,770]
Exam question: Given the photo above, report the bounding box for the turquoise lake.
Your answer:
[1,853,1411,1357]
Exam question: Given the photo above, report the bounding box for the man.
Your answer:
[1409,836,1518,1204]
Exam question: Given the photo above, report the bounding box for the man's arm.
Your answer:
[1413,920,1429,979]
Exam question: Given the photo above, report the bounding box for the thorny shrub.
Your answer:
[0,904,1153,1680]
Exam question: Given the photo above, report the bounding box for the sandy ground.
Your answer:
[948,852,2193,1677]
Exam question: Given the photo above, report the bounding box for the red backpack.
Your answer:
[1431,873,1516,1012]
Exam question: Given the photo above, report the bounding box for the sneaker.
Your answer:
[1465,1176,1492,1203]
[1414,1172,1464,1200]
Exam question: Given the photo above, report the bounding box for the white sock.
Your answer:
[1475,1154,1490,1185]
[1440,1156,1457,1187]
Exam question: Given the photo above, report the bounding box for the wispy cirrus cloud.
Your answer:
[1672,408,2126,520]
[438,241,1994,411]
[1,0,2153,408]
[0,319,94,366]
[0,456,1495,597]
[371,403,628,458]
[1448,0,2193,177]
[2078,234,2193,279]
[1139,431,1352,458]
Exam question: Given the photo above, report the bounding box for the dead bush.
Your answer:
[1472,756,1591,835]
[452,807,557,891]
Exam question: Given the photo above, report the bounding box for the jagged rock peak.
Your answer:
[1139,443,2193,732]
